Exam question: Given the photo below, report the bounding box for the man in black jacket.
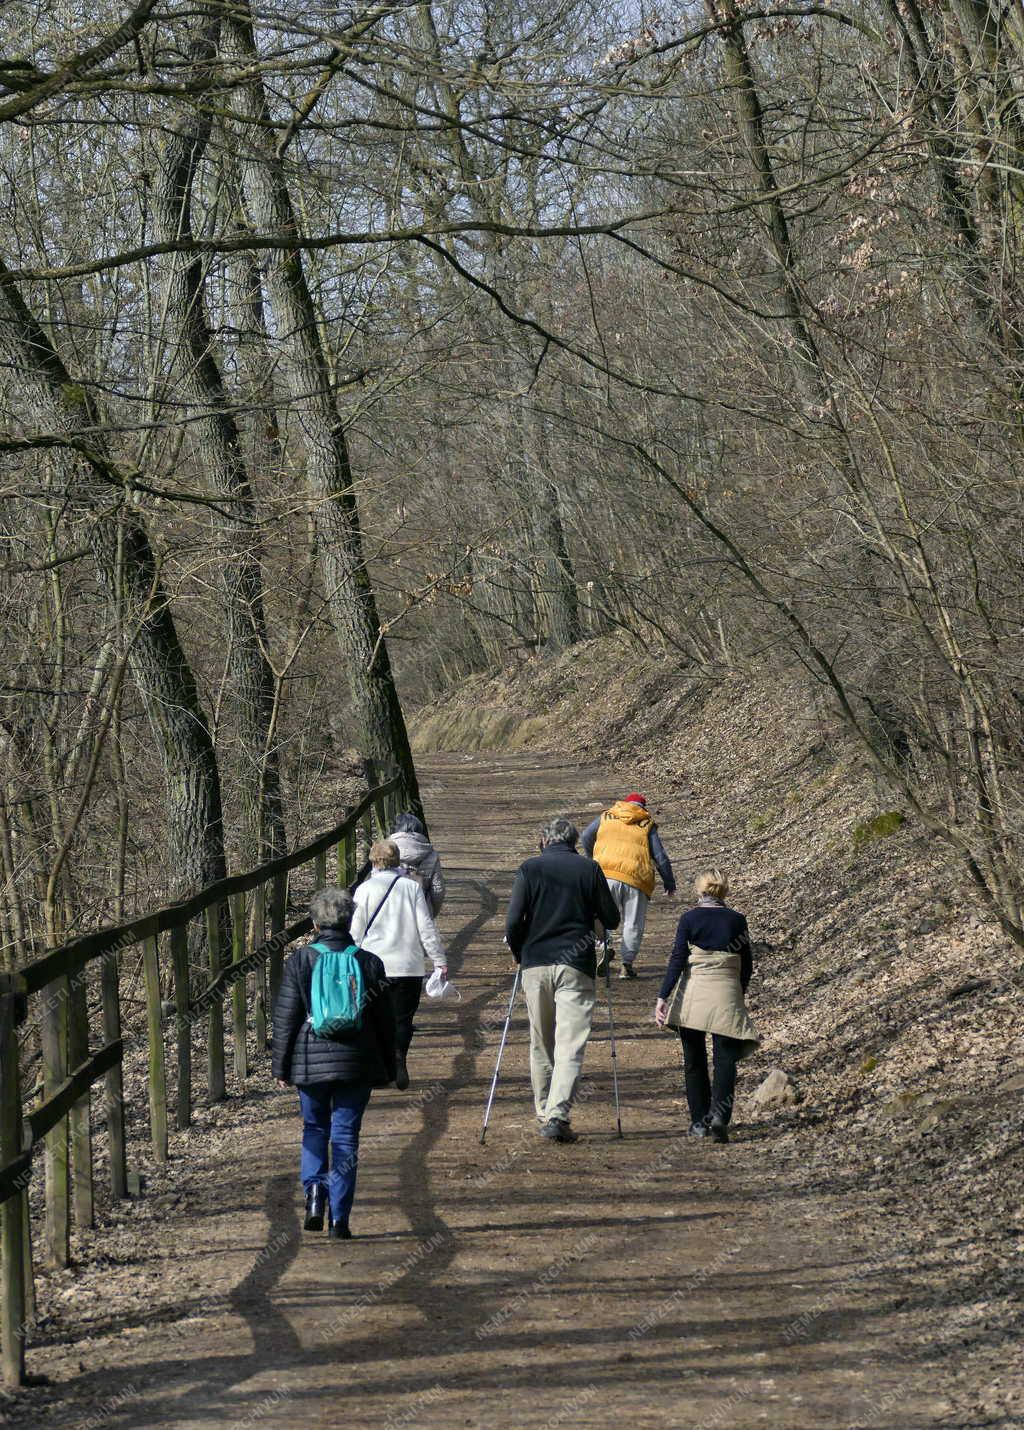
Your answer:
[273,887,396,1237]
[505,817,620,1143]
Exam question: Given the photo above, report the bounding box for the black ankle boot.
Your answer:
[709,1117,729,1144]
[328,1219,352,1240]
[304,1184,327,1230]
[395,1050,410,1091]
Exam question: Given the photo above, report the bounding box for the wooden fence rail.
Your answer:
[0,772,403,1387]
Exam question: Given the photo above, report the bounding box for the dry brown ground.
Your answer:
[2,751,1014,1430]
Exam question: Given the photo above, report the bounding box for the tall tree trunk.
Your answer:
[409,4,582,652]
[0,260,228,900]
[525,408,581,651]
[218,153,286,483]
[222,9,423,818]
[152,7,285,865]
[879,0,992,330]
[535,488,581,652]
[706,0,830,408]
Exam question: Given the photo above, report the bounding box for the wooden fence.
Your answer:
[0,773,403,1387]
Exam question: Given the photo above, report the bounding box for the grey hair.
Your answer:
[309,886,354,930]
[541,816,579,848]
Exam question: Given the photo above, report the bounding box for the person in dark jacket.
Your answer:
[654,870,760,1143]
[505,816,620,1143]
[272,886,396,1237]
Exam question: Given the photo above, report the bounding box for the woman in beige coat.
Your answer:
[654,871,759,1143]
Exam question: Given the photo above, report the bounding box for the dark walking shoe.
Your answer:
[540,1119,579,1143]
[328,1219,352,1240]
[303,1184,327,1231]
[688,1121,709,1138]
[395,1050,410,1091]
[618,963,637,980]
[709,1118,729,1144]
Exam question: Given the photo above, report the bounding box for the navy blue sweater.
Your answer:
[658,901,753,1000]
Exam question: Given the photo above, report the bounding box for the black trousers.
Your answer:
[388,976,423,1056]
[679,1027,743,1126]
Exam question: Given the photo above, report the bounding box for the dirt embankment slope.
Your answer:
[412,636,1024,1421]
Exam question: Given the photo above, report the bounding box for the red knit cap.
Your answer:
[623,792,647,805]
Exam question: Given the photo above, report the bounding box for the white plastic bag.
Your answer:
[425,968,461,1002]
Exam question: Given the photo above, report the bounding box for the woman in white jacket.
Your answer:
[350,840,447,1090]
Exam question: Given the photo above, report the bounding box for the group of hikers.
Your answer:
[272,795,759,1238]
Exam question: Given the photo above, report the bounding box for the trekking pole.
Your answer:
[603,938,624,1138]
[479,966,521,1145]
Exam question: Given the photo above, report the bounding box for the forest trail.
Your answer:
[22,754,953,1430]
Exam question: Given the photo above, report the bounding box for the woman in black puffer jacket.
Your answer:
[272,887,397,1238]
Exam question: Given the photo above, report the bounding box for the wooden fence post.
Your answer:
[170,924,191,1130]
[141,932,168,1164]
[205,903,226,1102]
[375,794,389,845]
[41,977,70,1267]
[269,872,287,1018]
[230,890,248,1084]
[100,950,127,1198]
[67,972,93,1228]
[0,988,26,1387]
[252,883,267,1052]
[20,1187,35,1330]
[313,848,327,888]
[339,826,356,886]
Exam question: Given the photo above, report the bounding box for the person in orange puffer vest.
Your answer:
[581,793,676,978]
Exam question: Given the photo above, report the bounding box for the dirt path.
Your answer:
[10,753,958,1430]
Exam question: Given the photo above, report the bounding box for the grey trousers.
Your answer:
[522,964,596,1124]
[607,879,649,964]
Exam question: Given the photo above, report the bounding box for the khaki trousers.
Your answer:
[522,964,596,1124]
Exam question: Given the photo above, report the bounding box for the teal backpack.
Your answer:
[309,942,364,1036]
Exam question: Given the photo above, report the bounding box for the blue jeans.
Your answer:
[297,1083,372,1225]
